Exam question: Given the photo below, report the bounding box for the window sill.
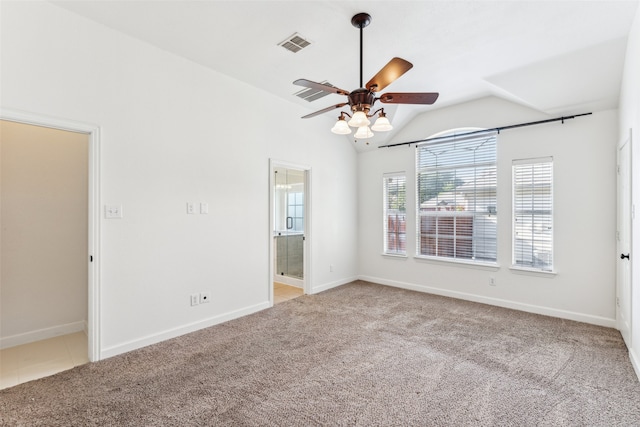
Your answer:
[413,255,500,271]
[382,252,408,259]
[509,266,557,277]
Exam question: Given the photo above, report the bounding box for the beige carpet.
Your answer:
[2,281,640,426]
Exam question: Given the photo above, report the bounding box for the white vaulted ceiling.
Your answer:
[50,0,639,150]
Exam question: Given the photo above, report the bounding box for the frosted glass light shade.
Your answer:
[331,118,352,134]
[371,115,393,132]
[348,111,370,127]
[354,126,374,139]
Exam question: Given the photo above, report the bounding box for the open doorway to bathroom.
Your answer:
[271,164,308,304]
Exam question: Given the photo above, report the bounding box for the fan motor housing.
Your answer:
[348,88,376,111]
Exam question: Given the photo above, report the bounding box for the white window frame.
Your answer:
[383,172,407,256]
[512,157,554,272]
[287,190,304,233]
[416,131,498,265]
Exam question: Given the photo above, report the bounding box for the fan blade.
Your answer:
[378,92,439,105]
[301,103,348,119]
[365,58,413,92]
[293,79,350,96]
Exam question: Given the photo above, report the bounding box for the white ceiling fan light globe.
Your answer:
[371,115,393,132]
[354,126,374,139]
[348,111,370,127]
[331,118,352,134]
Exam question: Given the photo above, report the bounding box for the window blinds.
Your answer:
[383,173,407,255]
[416,132,497,262]
[512,157,553,271]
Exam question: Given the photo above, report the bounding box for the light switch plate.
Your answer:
[200,202,209,214]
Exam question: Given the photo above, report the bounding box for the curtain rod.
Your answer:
[377,112,593,149]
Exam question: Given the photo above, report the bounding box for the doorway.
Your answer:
[270,161,309,304]
[617,129,633,348]
[0,110,100,365]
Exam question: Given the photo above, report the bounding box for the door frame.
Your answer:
[1,108,102,362]
[617,128,633,348]
[269,159,311,304]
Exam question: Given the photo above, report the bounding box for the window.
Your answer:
[417,131,497,263]
[383,173,406,255]
[512,157,553,271]
[287,191,304,233]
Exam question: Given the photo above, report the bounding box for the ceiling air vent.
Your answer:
[294,82,335,102]
[278,33,311,53]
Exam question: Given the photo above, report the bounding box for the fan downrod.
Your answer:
[351,13,371,29]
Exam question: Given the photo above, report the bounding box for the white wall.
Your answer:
[0,121,88,347]
[0,1,358,358]
[620,4,640,374]
[358,96,618,326]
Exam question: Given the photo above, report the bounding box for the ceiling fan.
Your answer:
[293,12,439,139]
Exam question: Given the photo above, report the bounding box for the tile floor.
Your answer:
[274,282,304,304]
[0,331,88,390]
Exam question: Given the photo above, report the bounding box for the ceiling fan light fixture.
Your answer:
[354,126,374,139]
[371,111,393,132]
[331,116,352,134]
[293,12,439,143]
[348,110,370,127]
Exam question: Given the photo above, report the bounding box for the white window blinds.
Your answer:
[512,157,553,271]
[416,132,497,263]
[383,173,406,255]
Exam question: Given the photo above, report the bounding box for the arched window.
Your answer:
[416,129,497,263]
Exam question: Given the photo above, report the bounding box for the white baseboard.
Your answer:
[0,320,87,350]
[102,277,360,359]
[310,276,358,295]
[629,348,640,382]
[359,275,617,328]
[273,275,303,288]
[100,301,271,360]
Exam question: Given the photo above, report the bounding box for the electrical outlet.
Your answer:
[200,291,211,304]
[190,294,199,306]
[489,277,496,286]
[105,205,123,219]
[187,202,196,214]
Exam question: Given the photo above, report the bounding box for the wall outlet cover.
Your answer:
[105,205,123,219]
